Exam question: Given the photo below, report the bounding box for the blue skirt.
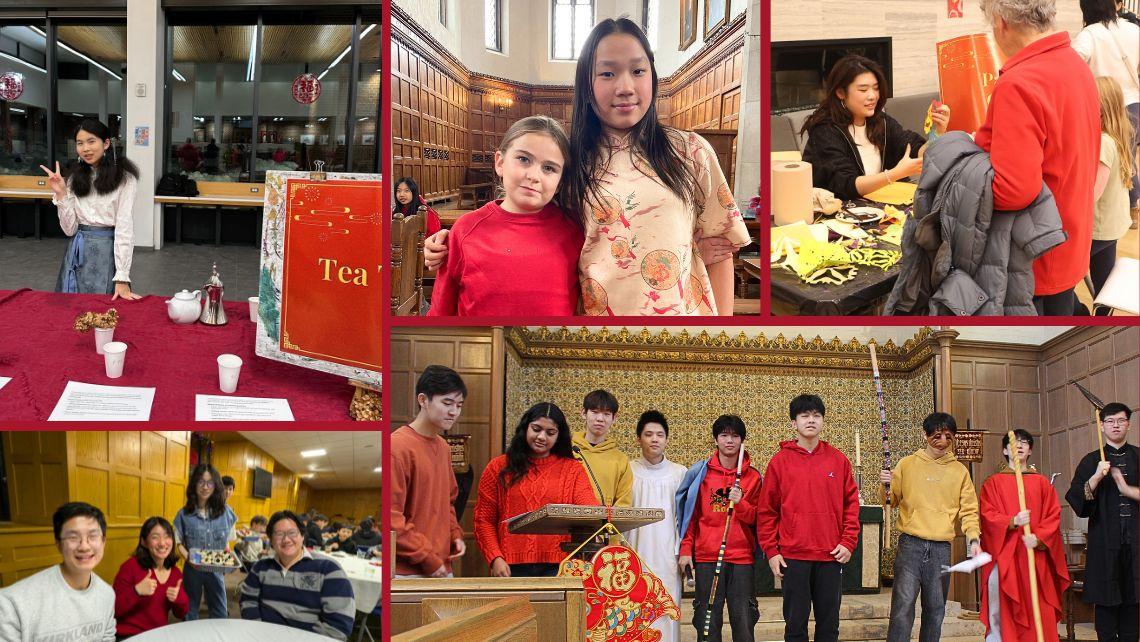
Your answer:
[55,225,116,295]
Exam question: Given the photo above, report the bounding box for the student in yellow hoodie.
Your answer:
[879,412,981,642]
[571,389,633,507]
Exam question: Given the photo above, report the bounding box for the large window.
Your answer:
[484,0,502,53]
[551,0,593,61]
[165,7,381,183]
[642,0,658,51]
[167,22,257,182]
[55,24,127,165]
[0,24,50,177]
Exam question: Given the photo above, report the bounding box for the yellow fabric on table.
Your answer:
[864,182,917,205]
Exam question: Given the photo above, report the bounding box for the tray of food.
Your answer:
[236,528,263,543]
[189,548,242,573]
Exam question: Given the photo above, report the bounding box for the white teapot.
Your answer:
[166,289,202,324]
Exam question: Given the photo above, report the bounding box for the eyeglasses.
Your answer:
[60,533,104,546]
[271,530,301,541]
[1103,418,1130,427]
[196,480,215,488]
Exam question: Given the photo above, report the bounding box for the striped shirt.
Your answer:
[239,550,356,640]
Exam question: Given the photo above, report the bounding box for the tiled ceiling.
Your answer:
[238,431,380,490]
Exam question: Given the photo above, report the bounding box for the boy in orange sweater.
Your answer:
[391,365,467,578]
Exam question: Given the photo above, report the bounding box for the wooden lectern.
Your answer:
[508,504,663,560]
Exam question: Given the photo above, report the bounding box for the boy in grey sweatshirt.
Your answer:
[0,503,116,642]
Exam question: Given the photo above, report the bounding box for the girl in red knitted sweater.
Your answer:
[112,517,189,637]
[475,402,599,577]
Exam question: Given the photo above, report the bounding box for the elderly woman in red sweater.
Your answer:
[976,0,1101,315]
[112,517,189,638]
[475,402,599,578]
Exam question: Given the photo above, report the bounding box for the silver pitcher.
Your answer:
[198,263,228,325]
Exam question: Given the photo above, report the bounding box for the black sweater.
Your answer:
[801,113,928,200]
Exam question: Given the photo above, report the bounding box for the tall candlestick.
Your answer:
[855,430,862,467]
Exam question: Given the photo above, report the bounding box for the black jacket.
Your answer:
[1065,444,1140,605]
[352,530,382,549]
[801,113,928,200]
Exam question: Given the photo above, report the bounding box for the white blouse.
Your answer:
[53,171,138,283]
[849,124,883,175]
[1072,20,1140,106]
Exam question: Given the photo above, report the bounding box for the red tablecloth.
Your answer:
[0,289,354,421]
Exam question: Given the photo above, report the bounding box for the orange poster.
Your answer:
[936,34,1001,135]
[279,178,382,372]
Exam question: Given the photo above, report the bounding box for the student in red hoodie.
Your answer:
[975,0,1100,315]
[112,516,189,638]
[676,415,763,642]
[757,394,860,642]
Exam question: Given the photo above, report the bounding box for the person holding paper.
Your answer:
[1064,402,1138,641]
[0,502,116,642]
[979,430,1069,642]
[391,365,467,578]
[627,410,687,642]
[757,395,860,642]
[800,54,949,200]
[172,464,237,620]
[572,389,634,507]
[112,517,190,638]
[474,402,599,578]
[976,0,1100,315]
[880,412,981,642]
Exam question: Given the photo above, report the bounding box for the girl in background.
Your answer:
[1089,76,1137,312]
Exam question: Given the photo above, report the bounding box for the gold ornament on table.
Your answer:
[348,381,381,421]
[73,308,119,332]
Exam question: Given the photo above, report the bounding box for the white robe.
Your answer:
[628,455,686,642]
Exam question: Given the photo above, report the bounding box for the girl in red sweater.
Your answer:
[112,517,189,638]
[474,402,599,577]
[428,116,583,316]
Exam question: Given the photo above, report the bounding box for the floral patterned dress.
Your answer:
[578,130,750,315]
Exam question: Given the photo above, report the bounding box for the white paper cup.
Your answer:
[103,342,127,378]
[248,296,259,323]
[217,354,243,393]
[94,327,115,354]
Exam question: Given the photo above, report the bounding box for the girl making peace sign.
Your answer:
[41,118,141,300]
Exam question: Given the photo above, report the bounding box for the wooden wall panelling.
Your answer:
[211,439,278,527]
[1039,325,1140,530]
[2,432,69,526]
[389,327,505,578]
[308,488,383,523]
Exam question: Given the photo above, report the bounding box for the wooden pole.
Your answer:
[702,446,745,641]
[1008,431,1045,642]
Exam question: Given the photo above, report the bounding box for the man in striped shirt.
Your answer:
[240,510,356,640]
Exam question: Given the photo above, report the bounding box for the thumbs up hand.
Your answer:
[135,569,158,596]
[166,578,182,602]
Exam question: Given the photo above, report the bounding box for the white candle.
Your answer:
[855,430,862,467]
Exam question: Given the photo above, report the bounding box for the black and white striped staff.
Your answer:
[870,341,893,544]
[701,445,745,641]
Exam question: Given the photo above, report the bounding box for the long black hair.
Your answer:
[800,55,890,154]
[564,18,699,227]
[1081,0,1118,25]
[67,118,139,198]
[183,464,226,520]
[499,402,573,488]
[134,516,180,570]
[394,176,421,217]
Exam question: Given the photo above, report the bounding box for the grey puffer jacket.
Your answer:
[883,132,1067,316]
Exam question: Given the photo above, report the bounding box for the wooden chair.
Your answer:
[391,206,426,316]
[456,168,493,208]
[392,597,537,642]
